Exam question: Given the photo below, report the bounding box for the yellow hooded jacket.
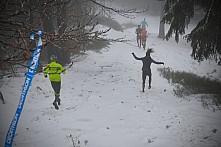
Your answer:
[43,62,66,82]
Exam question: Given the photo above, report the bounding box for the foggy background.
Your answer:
[112,0,203,21]
[114,0,163,16]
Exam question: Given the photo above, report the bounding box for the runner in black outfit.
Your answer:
[132,48,164,92]
[135,25,142,47]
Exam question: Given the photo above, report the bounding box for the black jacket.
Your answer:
[135,28,142,36]
[132,53,163,71]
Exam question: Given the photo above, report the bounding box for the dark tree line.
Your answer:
[0,0,96,71]
[163,0,221,63]
[0,0,145,74]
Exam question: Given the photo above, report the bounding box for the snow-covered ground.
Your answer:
[1,14,221,147]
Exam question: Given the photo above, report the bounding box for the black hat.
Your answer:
[146,48,154,56]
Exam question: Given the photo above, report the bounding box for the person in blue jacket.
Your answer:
[140,18,148,29]
[132,48,164,92]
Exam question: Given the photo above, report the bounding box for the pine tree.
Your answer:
[163,0,221,63]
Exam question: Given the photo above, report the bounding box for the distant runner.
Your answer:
[141,28,147,50]
[140,18,148,29]
[135,25,142,47]
[132,49,164,92]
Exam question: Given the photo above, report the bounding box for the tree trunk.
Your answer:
[158,1,165,39]
[40,7,59,64]
[57,4,71,65]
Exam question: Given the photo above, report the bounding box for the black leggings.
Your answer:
[51,81,61,102]
[142,70,151,87]
[137,35,141,46]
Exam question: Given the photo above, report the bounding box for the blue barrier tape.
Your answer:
[4,32,43,147]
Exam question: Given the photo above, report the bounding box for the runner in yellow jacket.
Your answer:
[44,55,66,110]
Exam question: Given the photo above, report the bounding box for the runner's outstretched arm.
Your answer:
[151,58,164,65]
[132,53,142,60]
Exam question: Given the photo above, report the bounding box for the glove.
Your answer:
[44,75,47,78]
[162,62,164,65]
[132,53,134,55]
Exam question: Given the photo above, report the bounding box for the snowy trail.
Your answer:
[1,15,221,147]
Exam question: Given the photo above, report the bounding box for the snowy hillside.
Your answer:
[0,14,221,147]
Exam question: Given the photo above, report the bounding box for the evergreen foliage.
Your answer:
[92,16,124,32]
[85,38,110,52]
[163,0,221,63]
